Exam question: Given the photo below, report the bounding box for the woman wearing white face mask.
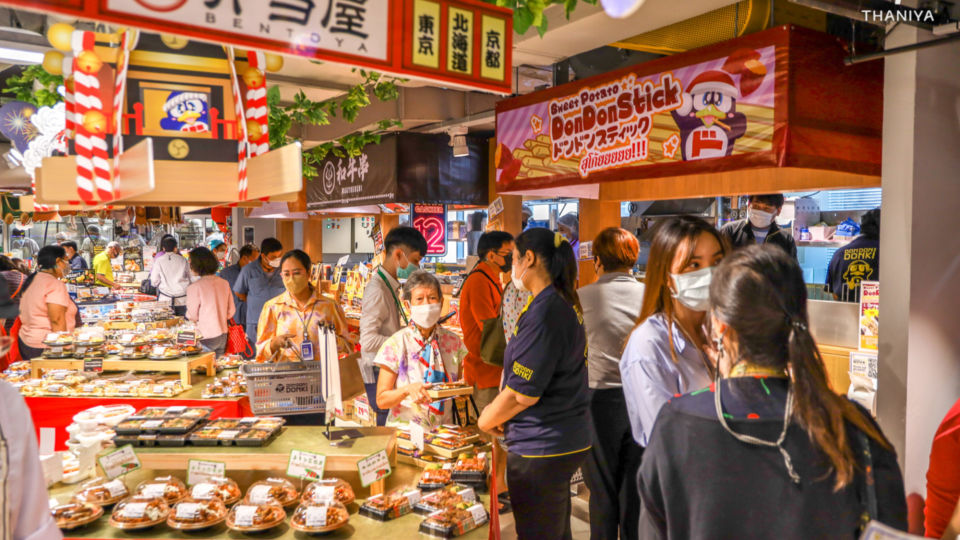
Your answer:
[375,270,467,429]
[620,216,728,447]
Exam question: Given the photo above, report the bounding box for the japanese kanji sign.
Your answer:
[306,134,397,210]
[0,0,512,94]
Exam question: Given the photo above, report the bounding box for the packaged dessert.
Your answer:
[108,496,170,530]
[290,500,350,533]
[72,477,129,506]
[414,485,478,515]
[225,500,286,532]
[418,463,454,490]
[134,476,187,505]
[190,476,242,505]
[52,501,103,530]
[301,477,356,506]
[359,487,421,521]
[419,503,489,538]
[451,452,488,484]
[244,477,299,507]
[167,497,228,530]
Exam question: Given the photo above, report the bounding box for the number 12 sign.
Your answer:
[412,204,447,256]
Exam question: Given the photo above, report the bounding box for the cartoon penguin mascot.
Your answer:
[671,70,747,161]
[160,91,210,133]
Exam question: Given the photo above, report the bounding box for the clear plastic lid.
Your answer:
[134,476,187,505]
[190,476,241,503]
[110,496,170,525]
[243,477,299,507]
[168,497,227,527]
[226,500,286,530]
[72,477,129,505]
[290,500,349,532]
[52,501,102,529]
[302,477,355,505]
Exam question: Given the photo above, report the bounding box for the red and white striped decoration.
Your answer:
[244,50,269,156]
[227,48,249,201]
[111,30,135,196]
[71,30,112,204]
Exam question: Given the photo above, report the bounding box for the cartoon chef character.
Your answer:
[160,91,210,133]
[671,70,748,161]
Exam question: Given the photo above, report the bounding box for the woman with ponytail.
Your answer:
[637,245,906,539]
[478,227,590,540]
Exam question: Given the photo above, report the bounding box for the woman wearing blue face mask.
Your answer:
[620,216,728,447]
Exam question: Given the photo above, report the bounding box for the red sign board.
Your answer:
[1,0,512,94]
[412,203,446,256]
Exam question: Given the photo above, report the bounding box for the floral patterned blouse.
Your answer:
[255,288,352,362]
[373,324,467,428]
[500,281,532,344]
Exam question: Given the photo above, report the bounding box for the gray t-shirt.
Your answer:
[578,272,645,390]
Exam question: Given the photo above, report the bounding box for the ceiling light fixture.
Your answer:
[0,46,44,65]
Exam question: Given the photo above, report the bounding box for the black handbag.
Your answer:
[139,278,157,295]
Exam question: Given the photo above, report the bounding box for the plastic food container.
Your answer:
[225,500,286,532]
[53,502,103,530]
[414,485,478,515]
[167,497,228,530]
[72,477,129,506]
[301,477,355,506]
[418,463,454,491]
[133,476,187,505]
[108,496,170,530]
[451,453,488,485]
[359,487,420,521]
[419,504,490,538]
[290,500,350,533]
[244,477,299,507]
[190,476,242,505]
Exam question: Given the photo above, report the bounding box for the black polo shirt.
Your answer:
[503,286,591,457]
[826,236,879,302]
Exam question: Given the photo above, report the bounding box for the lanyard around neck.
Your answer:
[378,268,408,325]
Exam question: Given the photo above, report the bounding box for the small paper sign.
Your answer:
[355,398,371,423]
[98,445,141,479]
[287,450,327,480]
[188,459,225,486]
[357,449,392,487]
[410,422,425,451]
[578,241,593,261]
[487,196,504,218]
[177,331,197,347]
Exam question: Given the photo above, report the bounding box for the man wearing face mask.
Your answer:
[557,213,580,256]
[359,227,427,426]
[720,194,797,258]
[234,237,286,353]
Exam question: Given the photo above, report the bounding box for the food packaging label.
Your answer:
[120,502,147,519]
[141,484,167,499]
[192,484,217,499]
[239,417,258,424]
[104,480,127,497]
[467,503,487,525]
[233,505,257,527]
[218,430,240,440]
[404,490,421,506]
[81,385,95,393]
[176,503,200,520]
[459,488,476,503]
[50,347,64,355]
[305,506,329,527]
[310,486,336,503]
[45,333,58,342]
[248,485,273,504]
[152,385,165,395]
[433,432,455,440]
[442,463,453,470]
[142,420,163,429]
[166,406,186,414]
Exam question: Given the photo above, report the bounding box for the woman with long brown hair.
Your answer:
[637,245,906,538]
[620,215,726,446]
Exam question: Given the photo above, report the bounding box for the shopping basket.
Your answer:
[241,360,326,416]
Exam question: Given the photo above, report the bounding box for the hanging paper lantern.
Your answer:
[47,23,75,52]
[241,67,264,88]
[264,53,284,72]
[246,119,262,141]
[76,50,103,74]
[42,50,64,75]
[82,110,107,135]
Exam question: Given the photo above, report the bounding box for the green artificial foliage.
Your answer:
[2,65,65,107]
[482,0,597,36]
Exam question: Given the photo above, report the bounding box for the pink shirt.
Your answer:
[19,272,78,349]
[186,275,235,340]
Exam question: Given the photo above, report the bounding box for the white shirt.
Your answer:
[150,252,193,305]
[358,269,404,384]
[0,380,63,540]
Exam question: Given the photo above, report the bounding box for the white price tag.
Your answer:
[460,487,476,503]
[104,479,127,497]
[166,406,186,414]
[310,485,336,503]
[248,485,273,504]
[192,484,217,500]
[120,502,147,519]
[175,503,200,520]
[410,422,425,451]
[305,506,329,527]
[142,420,163,429]
[467,503,487,524]
[141,484,166,499]
[404,490,421,506]
[218,430,239,440]
[233,505,257,527]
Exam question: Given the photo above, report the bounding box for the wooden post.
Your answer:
[488,139,523,237]
[303,216,324,263]
[578,199,621,286]
[380,214,400,238]
[276,220,295,252]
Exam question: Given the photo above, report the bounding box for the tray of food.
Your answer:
[41,346,74,359]
[187,427,227,446]
[206,419,241,430]
[225,500,286,532]
[116,333,148,347]
[73,332,107,347]
[414,485,478,515]
[119,349,148,360]
[156,434,187,447]
[158,417,200,434]
[426,383,474,399]
[53,501,103,530]
[167,497,228,530]
[359,487,420,521]
[130,407,170,420]
[145,330,176,343]
[418,463,454,491]
[133,476,187,505]
[451,453,488,485]
[190,477,242,505]
[72,477,129,506]
[43,332,74,347]
[148,345,183,360]
[180,407,214,420]
[419,503,489,538]
[244,477,299,508]
[302,477,356,506]
[290,500,350,533]
[234,428,280,447]
[108,496,170,530]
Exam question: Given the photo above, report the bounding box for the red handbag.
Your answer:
[225,319,254,358]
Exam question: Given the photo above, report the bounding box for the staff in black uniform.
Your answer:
[826,209,880,303]
[720,194,797,258]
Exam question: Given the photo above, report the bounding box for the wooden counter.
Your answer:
[30,353,216,387]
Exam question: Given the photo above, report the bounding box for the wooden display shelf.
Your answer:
[30,353,215,387]
[129,426,398,496]
[102,318,182,330]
